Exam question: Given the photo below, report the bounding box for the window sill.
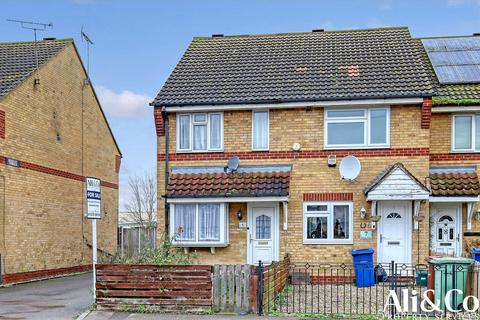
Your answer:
[303,240,353,245]
[251,149,269,152]
[323,145,390,150]
[172,242,229,248]
[450,150,480,153]
[175,149,225,154]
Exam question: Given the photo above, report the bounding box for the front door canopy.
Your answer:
[364,163,429,201]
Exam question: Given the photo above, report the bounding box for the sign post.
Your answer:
[86,177,101,301]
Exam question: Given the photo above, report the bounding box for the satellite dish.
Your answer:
[226,155,240,172]
[339,155,361,180]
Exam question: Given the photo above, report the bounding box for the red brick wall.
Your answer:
[2,265,92,284]
[421,97,432,129]
[154,107,165,136]
[303,193,354,201]
[158,147,430,161]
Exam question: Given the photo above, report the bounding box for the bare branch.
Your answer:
[125,172,157,228]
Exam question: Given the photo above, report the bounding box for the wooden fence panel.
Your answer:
[212,264,251,312]
[262,255,291,307]
[96,264,212,313]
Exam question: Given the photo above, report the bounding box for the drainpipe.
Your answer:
[163,107,170,237]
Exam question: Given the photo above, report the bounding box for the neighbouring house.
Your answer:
[118,211,157,256]
[0,38,121,283]
[151,26,480,265]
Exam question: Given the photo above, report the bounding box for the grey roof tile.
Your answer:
[0,39,70,98]
[153,27,433,107]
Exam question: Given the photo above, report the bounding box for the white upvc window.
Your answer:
[452,114,480,152]
[324,107,390,149]
[170,203,228,246]
[303,202,353,244]
[177,113,223,152]
[252,110,269,150]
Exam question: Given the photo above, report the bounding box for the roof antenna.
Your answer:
[7,19,53,85]
[81,26,94,86]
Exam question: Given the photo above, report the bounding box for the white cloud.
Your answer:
[96,86,152,117]
[447,0,480,5]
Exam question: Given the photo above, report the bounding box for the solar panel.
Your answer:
[422,37,480,84]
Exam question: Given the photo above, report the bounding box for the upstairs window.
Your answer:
[453,114,480,152]
[177,113,223,152]
[252,111,269,150]
[324,108,389,149]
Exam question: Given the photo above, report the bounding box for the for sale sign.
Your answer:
[86,177,101,219]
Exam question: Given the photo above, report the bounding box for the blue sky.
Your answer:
[2,0,480,209]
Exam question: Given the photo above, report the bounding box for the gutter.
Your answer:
[155,97,424,113]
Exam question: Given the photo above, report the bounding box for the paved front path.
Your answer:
[0,272,93,320]
[83,311,302,320]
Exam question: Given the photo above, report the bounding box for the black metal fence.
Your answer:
[258,259,480,318]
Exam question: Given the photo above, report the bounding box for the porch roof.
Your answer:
[364,163,430,201]
[166,165,291,199]
[429,166,480,197]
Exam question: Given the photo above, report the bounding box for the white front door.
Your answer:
[378,201,412,264]
[430,204,462,257]
[248,204,278,265]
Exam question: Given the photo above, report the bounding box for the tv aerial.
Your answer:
[81,26,94,83]
[7,19,53,81]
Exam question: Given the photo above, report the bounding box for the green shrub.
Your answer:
[106,233,197,265]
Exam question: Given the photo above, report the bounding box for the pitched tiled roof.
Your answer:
[0,39,70,98]
[153,27,433,107]
[429,166,480,196]
[167,171,290,198]
[414,38,480,105]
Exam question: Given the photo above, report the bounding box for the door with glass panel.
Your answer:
[430,204,461,257]
[250,207,275,264]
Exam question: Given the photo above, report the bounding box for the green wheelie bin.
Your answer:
[430,257,474,311]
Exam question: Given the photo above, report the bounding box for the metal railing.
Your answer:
[258,259,480,318]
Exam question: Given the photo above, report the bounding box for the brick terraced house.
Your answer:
[0,39,121,283]
[151,27,480,265]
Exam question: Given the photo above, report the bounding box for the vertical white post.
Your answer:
[92,219,97,301]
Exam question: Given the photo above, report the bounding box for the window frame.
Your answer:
[170,203,229,246]
[451,114,480,152]
[324,107,390,149]
[303,201,353,244]
[176,112,224,152]
[251,110,270,151]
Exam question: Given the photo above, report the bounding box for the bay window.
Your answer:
[324,107,389,148]
[303,202,353,244]
[177,113,223,152]
[171,203,228,246]
[252,111,269,150]
[452,114,480,152]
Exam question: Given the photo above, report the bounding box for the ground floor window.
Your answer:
[170,203,228,246]
[303,202,353,244]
